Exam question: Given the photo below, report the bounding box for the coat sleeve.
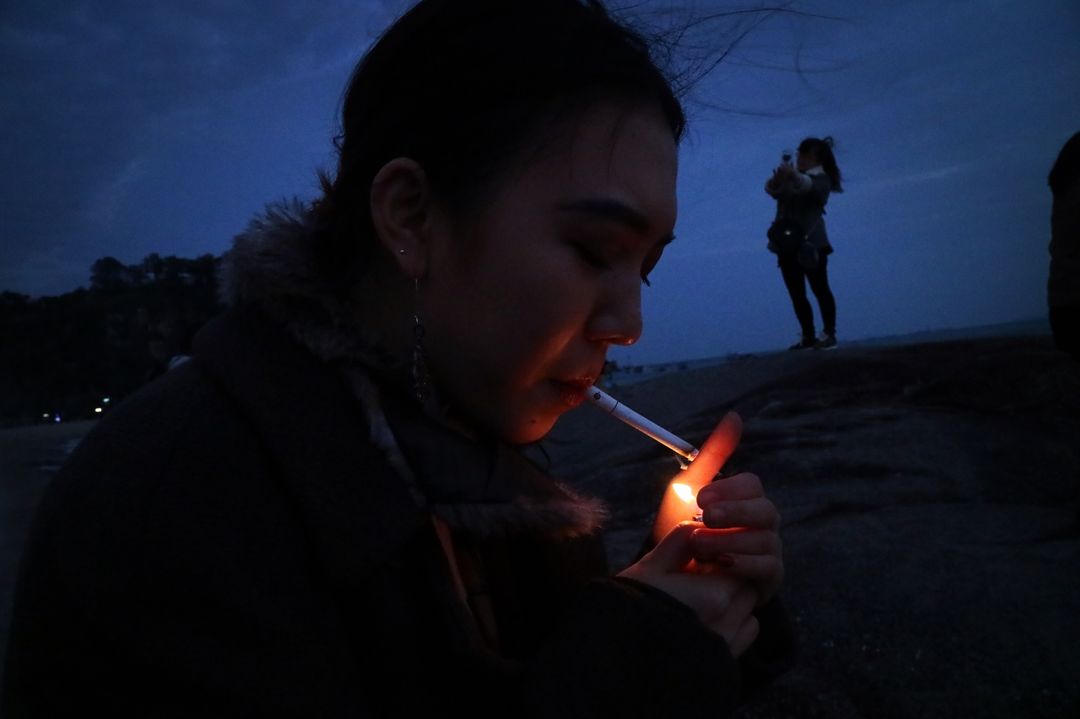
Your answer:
[1,372,371,718]
[737,595,799,696]
[522,576,742,716]
[780,171,830,205]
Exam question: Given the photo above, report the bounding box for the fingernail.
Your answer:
[712,554,735,567]
[704,507,725,525]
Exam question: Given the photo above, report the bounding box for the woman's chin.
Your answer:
[500,411,561,446]
[452,386,569,445]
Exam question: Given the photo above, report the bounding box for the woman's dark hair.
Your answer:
[798,136,843,192]
[313,0,685,287]
[1048,130,1080,196]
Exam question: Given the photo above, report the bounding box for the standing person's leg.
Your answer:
[780,259,815,347]
[805,254,836,342]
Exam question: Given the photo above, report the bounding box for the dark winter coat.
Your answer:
[3,202,793,717]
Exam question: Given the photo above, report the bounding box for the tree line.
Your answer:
[0,254,223,427]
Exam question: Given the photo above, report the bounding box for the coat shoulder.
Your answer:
[46,359,264,517]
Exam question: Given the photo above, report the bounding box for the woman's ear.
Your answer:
[370,157,433,279]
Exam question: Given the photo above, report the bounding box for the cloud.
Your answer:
[0,1,392,295]
[86,155,151,230]
[860,163,969,190]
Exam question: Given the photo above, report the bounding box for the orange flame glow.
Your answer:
[652,480,704,544]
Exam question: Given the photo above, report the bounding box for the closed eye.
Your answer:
[573,242,610,271]
[641,233,674,287]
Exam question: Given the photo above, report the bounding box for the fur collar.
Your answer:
[220,200,608,539]
[220,199,394,368]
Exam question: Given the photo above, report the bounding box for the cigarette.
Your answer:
[587,386,699,461]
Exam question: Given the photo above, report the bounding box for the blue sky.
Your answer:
[2,1,1078,364]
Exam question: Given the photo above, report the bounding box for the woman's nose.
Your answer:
[585,277,643,346]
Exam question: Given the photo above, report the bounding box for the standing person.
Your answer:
[1048,130,1080,360]
[765,136,843,350]
[2,1,793,717]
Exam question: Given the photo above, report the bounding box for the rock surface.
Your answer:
[544,335,1080,719]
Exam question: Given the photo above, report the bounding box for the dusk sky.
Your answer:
[3,1,1078,364]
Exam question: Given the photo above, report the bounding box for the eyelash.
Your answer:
[573,242,658,287]
[641,238,671,287]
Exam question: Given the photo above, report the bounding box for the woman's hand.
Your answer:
[765,163,796,197]
[649,412,784,607]
[618,522,761,657]
[693,470,784,606]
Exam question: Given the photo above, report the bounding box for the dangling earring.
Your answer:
[411,278,431,404]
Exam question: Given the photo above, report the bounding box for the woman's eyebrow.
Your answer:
[556,198,652,234]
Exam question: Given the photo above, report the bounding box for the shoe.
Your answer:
[814,333,837,350]
[788,336,816,351]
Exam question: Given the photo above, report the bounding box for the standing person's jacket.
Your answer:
[768,166,834,256]
[2,201,794,717]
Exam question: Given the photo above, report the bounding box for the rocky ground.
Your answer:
[2,335,1077,717]
[544,334,1080,719]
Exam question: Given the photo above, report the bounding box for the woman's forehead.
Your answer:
[505,103,678,228]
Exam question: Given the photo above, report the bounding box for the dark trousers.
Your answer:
[780,254,836,339]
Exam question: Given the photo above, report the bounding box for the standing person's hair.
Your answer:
[798,136,843,192]
[312,0,686,290]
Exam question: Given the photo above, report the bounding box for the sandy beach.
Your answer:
[2,333,1078,717]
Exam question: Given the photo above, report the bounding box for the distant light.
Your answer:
[54,415,61,423]
[103,397,111,404]
[42,413,50,419]
[94,407,103,414]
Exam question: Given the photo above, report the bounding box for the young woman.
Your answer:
[3,1,793,715]
[766,136,844,350]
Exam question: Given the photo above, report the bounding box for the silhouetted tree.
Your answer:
[89,257,131,292]
[0,252,225,426]
[141,253,164,282]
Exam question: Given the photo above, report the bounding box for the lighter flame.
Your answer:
[653,480,703,544]
[672,482,695,504]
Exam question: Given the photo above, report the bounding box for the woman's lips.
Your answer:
[550,378,595,408]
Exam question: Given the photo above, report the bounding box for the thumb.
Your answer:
[640,521,698,572]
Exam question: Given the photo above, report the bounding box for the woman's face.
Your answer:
[796,147,818,172]
[421,102,678,444]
